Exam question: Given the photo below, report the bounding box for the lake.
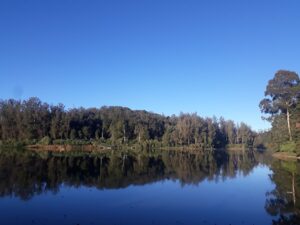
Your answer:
[0,149,299,225]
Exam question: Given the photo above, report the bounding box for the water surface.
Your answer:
[0,149,299,225]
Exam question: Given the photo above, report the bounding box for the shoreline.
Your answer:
[23,144,258,153]
[272,152,300,160]
[26,144,113,153]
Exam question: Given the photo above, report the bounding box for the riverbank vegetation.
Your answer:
[0,98,257,150]
[1,70,299,154]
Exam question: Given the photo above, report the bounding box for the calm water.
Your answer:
[0,149,299,225]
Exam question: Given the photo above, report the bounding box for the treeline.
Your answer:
[259,70,300,155]
[0,97,256,148]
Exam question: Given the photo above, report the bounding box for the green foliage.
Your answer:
[0,97,256,149]
[38,136,52,145]
[259,70,300,116]
[281,161,297,174]
[259,70,300,152]
[280,141,297,153]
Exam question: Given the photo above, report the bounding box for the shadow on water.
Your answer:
[0,149,268,200]
[0,148,299,224]
[266,159,300,224]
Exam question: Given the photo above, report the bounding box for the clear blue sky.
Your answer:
[1,0,300,131]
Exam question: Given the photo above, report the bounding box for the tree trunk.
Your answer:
[287,109,292,141]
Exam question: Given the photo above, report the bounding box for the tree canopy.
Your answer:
[260,70,300,115]
[259,70,300,154]
[0,97,256,149]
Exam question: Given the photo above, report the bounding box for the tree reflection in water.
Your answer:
[0,148,299,224]
[0,149,267,200]
[266,159,300,225]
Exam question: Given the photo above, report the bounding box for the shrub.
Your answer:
[52,139,64,145]
[280,141,296,153]
[38,136,52,145]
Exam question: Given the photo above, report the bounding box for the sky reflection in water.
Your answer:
[0,149,298,225]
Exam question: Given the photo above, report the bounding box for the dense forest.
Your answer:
[259,70,300,155]
[0,97,256,149]
[1,70,299,153]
